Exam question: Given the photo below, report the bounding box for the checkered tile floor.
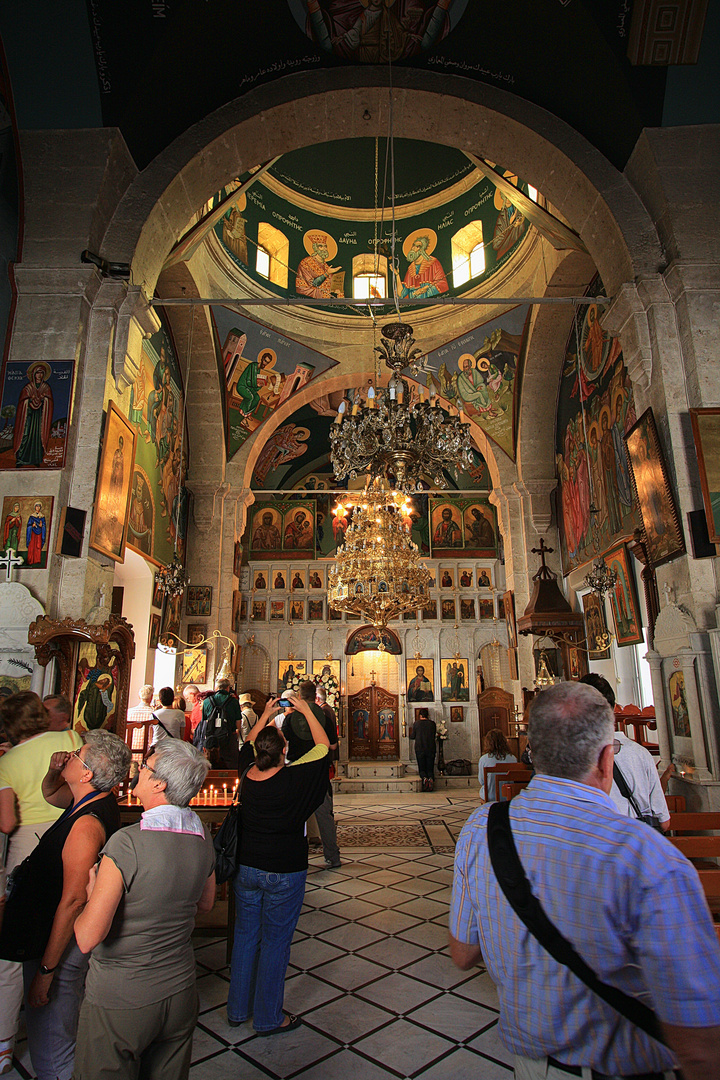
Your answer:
[10,794,512,1080]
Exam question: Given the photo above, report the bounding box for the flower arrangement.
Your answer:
[437,718,448,740]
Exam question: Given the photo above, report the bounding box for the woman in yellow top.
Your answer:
[0,692,81,1073]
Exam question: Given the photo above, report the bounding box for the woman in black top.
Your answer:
[0,729,130,1080]
[227,695,329,1035]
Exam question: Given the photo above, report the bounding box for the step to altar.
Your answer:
[333,762,477,794]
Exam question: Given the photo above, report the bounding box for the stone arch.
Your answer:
[155,264,226,489]
[228,369,510,499]
[98,70,662,304]
[516,248,596,497]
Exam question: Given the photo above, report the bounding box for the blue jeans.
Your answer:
[227,865,307,1031]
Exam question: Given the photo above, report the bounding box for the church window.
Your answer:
[256,246,270,278]
[256,223,289,288]
[452,221,485,288]
[352,253,388,300]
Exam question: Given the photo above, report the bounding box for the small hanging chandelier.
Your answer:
[155,552,187,599]
[584,555,617,598]
[329,322,475,493]
[327,480,431,629]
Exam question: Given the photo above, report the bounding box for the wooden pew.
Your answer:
[667,812,720,935]
[665,795,686,813]
[483,763,532,802]
[500,779,531,801]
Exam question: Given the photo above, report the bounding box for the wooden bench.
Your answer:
[665,795,686,813]
[667,812,720,935]
[615,705,659,754]
[483,763,532,802]
[500,779,532,801]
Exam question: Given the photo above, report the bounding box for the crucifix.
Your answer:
[369,668,377,685]
[0,548,23,583]
[531,537,555,580]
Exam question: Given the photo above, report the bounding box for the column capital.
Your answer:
[513,478,557,534]
[112,285,162,391]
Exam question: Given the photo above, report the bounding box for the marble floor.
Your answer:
[10,793,512,1080]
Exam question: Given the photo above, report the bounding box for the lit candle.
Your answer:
[223,783,228,803]
[127,789,132,805]
[367,386,375,409]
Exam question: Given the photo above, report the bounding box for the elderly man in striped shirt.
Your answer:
[450,681,720,1080]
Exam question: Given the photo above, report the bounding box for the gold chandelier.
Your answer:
[327,482,431,630]
[329,322,475,493]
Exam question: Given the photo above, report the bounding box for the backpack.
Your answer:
[193,694,230,752]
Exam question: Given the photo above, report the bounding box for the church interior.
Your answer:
[0,1,719,1076]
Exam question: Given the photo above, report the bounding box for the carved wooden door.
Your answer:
[348,685,400,760]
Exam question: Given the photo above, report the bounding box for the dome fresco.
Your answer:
[206,138,534,314]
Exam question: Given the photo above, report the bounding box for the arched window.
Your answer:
[451,221,485,288]
[256,223,289,288]
[352,253,388,300]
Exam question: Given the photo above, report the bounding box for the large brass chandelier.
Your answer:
[327,482,432,630]
[329,322,475,493]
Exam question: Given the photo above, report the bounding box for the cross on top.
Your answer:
[531,537,554,569]
[0,548,23,583]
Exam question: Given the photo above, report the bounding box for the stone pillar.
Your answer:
[679,647,711,779]
[644,649,671,768]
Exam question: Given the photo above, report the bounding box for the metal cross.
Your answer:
[369,668,377,685]
[0,548,24,583]
[531,537,554,570]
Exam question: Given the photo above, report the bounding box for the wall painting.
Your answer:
[1,494,54,569]
[430,496,497,557]
[425,305,529,461]
[126,320,189,568]
[624,409,685,568]
[89,403,137,563]
[441,658,469,702]
[0,360,74,470]
[555,284,641,574]
[248,499,316,559]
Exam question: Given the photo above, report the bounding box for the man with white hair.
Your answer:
[450,681,720,1080]
[127,685,154,724]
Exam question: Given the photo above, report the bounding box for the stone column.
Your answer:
[679,647,711,779]
[644,649,671,768]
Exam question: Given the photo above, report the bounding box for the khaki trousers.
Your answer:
[74,984,198,1080]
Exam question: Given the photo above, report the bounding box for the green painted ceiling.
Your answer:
[264,138,477,211]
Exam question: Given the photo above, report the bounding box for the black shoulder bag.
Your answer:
[613,762,663,831]
[213,764,251,884]
[487,800,666,1046]
[152,712,176,739]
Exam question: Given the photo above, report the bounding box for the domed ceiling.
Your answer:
[187,137,542,470]
[204,137,536,316]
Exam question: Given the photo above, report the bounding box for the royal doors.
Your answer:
[348,685,399,760]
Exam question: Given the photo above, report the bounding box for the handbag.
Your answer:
[487,800,666,1045]
[213,766,250,885]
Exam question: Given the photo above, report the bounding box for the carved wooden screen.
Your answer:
[348,684,400,760]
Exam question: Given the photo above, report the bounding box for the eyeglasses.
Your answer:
[613,740,622,755]
[69,748,93,773]
[139,760,156,775]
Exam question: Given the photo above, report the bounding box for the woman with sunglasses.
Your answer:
[73,738,215,1080]
[0,691,83,1074]
[0,727,130,1080]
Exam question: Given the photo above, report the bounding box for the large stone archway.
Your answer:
[97,70,662,301]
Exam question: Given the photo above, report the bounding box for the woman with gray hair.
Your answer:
[0,728,130,1080]
[73,738,215,1080]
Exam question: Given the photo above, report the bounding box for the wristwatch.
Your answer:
[39,964,57,976]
